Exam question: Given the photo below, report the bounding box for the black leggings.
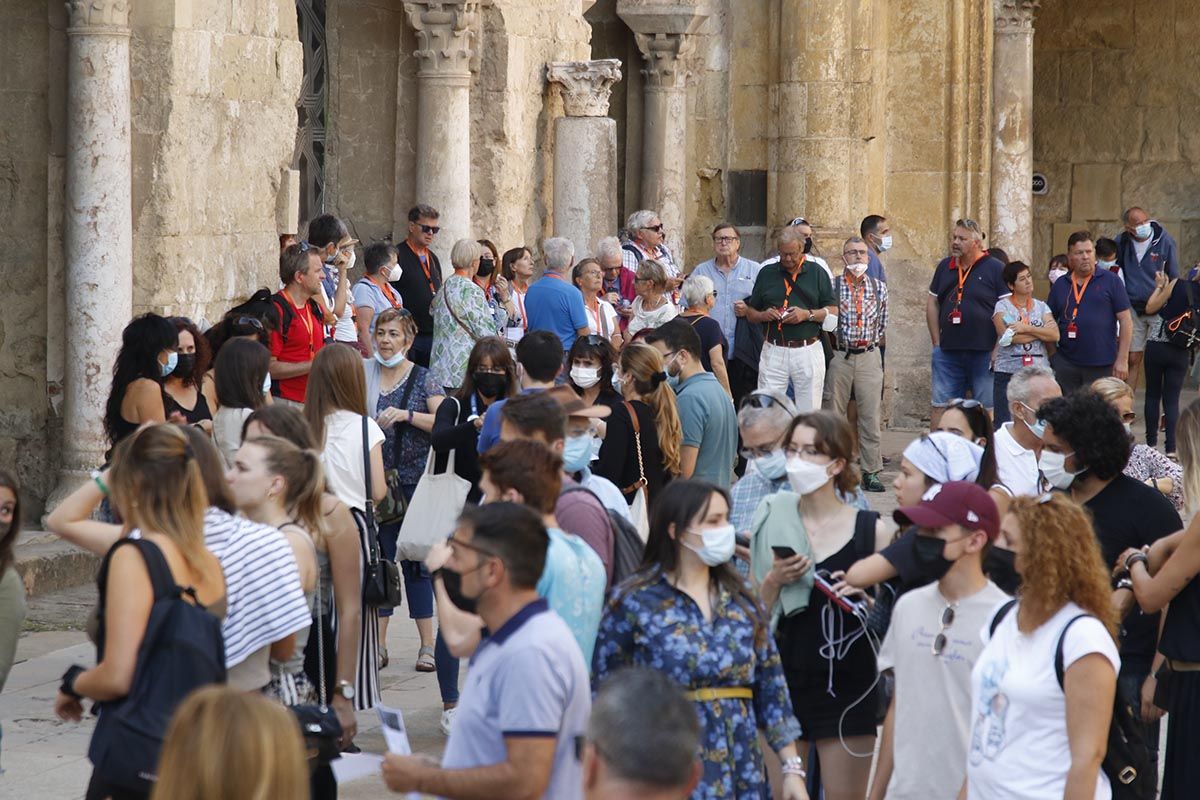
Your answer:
[1144,341,1189,452]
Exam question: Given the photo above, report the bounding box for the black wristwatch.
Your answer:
[60,665,86,700]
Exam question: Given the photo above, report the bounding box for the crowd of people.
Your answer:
[1,202,1199,800]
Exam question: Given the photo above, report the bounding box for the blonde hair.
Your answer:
[1176,398,1200,514]
[620,344,682,476]
[1006,494,1118,638]
[450,238,483,271]
[242,435,327,546]
[1090,376,1134,405]
[108,424,215,585]
[304,344,368,446]
[151,687,307,800]
[636,259,669,290]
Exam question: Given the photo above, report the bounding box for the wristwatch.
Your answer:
[1116,577,1135,592]
[335,680,356,701]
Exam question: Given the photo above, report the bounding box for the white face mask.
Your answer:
[1098,259,1117,270]
[1124,422,1134,436]
[388,264,403,281]
[845,262,868,278]
[571,365,601,389]
[1048,268,1069,284]
[878,235,893,252]
[684,523,736,567]
[611,370,625,393]
[786,456,832,496]
[1038,450,1078,490]
[261,371,272,395]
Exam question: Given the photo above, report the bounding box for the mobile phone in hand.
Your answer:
[735,533,751,549]
[771,546,797,559]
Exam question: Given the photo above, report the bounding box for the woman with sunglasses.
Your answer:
[749,411,891,800]
[966,493,1118,800]
[625,259,678,342]
[1091,377,1184,511]
[594,480,809,800]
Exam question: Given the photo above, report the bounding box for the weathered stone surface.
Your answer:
[1070,163,1122,222]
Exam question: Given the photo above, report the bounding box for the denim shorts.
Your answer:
[931,347,994,407]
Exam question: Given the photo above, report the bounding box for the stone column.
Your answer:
[617,1,707,262]
[990,0,1039,263]
[547,60,623,258]
[53,0,135,502]
[404,1,482,270]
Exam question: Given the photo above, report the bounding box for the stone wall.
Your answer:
[1033,0,1200,271]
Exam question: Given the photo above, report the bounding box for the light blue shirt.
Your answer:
[525,272,589,351]
[675,372,738,488]
[577,468,633,522]
[689,256,762,351]
[443,598,589,800]
[536,527,606,666]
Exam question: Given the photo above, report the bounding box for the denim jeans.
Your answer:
[931,347,993,407]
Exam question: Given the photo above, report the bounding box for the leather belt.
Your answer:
[684,687,754,702]
[766,337,819,349]
[838,344,878,355]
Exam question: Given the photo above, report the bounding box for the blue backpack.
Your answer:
[88,538,227,793]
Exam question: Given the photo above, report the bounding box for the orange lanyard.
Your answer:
[369,275,402,308]
[1067,274,1093,322]
[1015,296,1033,323]
[780,267,803,331]
[953,253,983,306]
[415,247,437,295]
[284,292,315,354]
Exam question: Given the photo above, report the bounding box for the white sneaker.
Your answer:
[440,706,457,736]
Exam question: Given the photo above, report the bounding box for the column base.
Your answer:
[43,467,98,526]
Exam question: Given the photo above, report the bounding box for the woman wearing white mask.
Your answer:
[363,308,444,671]
[593,480,810,800]
[566,334,621,409]
[353,242,406,356]
[748,411,892,800]
[212,339,273,468]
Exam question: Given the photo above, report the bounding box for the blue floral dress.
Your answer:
[375,364,438,488]
[593,569,802,799]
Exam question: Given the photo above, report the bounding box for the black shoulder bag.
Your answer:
[361,415,404,608]
[1164,278,1200,353]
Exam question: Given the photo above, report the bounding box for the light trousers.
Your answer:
[757,341,825,412]
[823,348,884,473]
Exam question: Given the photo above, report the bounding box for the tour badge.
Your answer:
[1067,322,1078,340]
[1022,354,1034,366]
[950,309,963,325]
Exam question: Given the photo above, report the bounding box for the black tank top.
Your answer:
[1159,573,1200,662]
[163,389,213,425]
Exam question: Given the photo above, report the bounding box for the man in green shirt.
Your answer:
[745,227,837,410]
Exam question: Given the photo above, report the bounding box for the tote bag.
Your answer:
[397,400,472,560]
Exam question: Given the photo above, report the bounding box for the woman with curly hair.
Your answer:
[966,493,1118,800]
[1120,397,1200,798]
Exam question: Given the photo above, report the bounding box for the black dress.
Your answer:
[775,516,879,740]
[593,399,669,507]
[162,389,213,426]
[1158,570,1200,799]
[430,391,488,504]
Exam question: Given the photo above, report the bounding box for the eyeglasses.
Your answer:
[447,534,495,559]
[710,291,719,299]
[713,236,740,244]
[948,398,983,410]
[740,443,782,461]
[739,392,789,412]
[642,224,664,233]
[932,603,957,656]
[418,224,441,234]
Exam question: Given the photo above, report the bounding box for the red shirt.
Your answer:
[269,293,325,402]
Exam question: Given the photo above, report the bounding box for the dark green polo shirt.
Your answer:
[746,260,835,342]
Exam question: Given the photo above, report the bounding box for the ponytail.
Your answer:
[620,344,682,476]
[249,435,328,547]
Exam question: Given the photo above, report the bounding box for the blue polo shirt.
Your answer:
[675,372,737,488]
[866,248,887,282]
[928,254,1009,351]
[443,598,590,800]
[1047,268,1131,367]
[477,387,544,454]
[525,272,589,351]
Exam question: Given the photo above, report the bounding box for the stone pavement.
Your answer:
[0,427,922,799]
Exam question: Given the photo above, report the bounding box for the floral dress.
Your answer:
[375,364,438,488]
[429,275,501,391]
[593,569,802,799]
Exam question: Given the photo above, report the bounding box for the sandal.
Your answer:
[379,647,389,670]
[415,645,436,673]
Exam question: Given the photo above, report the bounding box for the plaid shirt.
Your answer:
[621,241,679,277]
[834,273,888,349]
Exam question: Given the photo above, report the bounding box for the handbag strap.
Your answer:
[361,416,381,568]
[620,400,648,496]
[314,564,328,707]
[443,286,479,342]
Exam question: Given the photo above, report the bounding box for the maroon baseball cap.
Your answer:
[894,481,1000,540]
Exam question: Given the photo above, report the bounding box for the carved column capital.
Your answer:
[403,0,482,77]
[547,60,623,117]
[617,1,708,89]
[66,0,131,32]
[995,0,1039,31]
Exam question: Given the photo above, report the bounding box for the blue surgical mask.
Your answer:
[753,450,788,481]
[562,434,595,473]
[878,234,893,252]
[1135,222,1153,240]
[375,350,407,368]
[1098,259,1117,270]
[261,371,272,395]
[160,351,178,378]
[1019,402,1045,439]
[611,370,624,393]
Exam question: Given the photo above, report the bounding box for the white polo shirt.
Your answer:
[992,423,1041,498]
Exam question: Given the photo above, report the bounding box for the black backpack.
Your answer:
[268,291,324,396]
[1163,278,1200,352]
[560,484,644,585]
[88,538,227,793]
[989,601,1154,800]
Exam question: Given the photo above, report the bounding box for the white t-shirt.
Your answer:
[584,299,620,340]
[878,580,1010,800]
[321,409,386,512]
[1133,236,1152,266]
[760,253,835,284]
[992,423,1041,499]
[321,283,358,343]
[967,602,1121,800]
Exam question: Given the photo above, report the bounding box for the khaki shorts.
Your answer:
[1130,308,1160,353]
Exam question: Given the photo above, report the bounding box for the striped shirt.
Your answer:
[833,272,889,349]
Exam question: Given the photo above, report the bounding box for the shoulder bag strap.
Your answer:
[620,400,648,495]
[988,598,1019,637]
[851,510,880,559]
[1053,614,1091,689]
[443,285,479,342]
[361,415,381,566]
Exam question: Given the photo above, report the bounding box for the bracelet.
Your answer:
[90,470,109,497]
[60,664,86,699]
[1116,577,1134,591]
[780,756,806,778]
[407,409,414,424]
[1125,552,1150,572]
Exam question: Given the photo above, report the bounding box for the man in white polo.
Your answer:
[989,364,1061,515]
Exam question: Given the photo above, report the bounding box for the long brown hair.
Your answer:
[304,344,367,446]
[151,686,307,800]
[1007,494,1118,637]
[787,411,861,495]
[457,336,517,404]
[243,435,327,545]
[0,470,21,575]
[619,344,682,475]
[108,424,215,584]
[1175,398,1200,515]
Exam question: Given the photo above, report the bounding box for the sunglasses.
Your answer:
[233,315,265,332]
[932,604,957,656]
[295,240,313,253]
[948,398,983,409]
[642,224,664,233]
[739,392,789,412]
[788,217,810,227]
[581,334,607,347]
[418,224,441,234]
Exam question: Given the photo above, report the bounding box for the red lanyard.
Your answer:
[1067,274,1092,322]
[283,292,315,354]
[847,274,867,339]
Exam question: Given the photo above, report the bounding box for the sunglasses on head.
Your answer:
[582,334,607,347]
[788,217,810,227]
[739,392,789,412]
[948,398,983,410]
[295,240,313,253]
[233,315,265,332]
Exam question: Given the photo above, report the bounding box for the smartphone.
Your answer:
[735,533,751,549]
[771,546,797,559]
[813,571,865,616]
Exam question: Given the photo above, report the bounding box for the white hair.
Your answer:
[543,237,576,272]
[681,274,714,308]
[626,210,658,233]
[596,236,623,262]
[450,239,483,271]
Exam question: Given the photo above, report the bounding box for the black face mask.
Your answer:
[437,568,480,615]
[473,371,507,399]
[477,257,495,278]
[173,353,197,381]
[912,534,956,582]
[803,236,814,255]
[984,547,1021,595]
